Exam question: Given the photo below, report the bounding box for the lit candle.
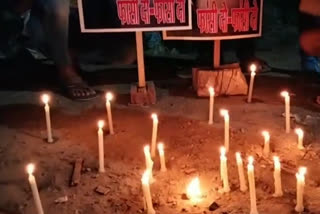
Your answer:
[144,145,154,181]
[220,109,230,152]
[295,167,307,213]
[151,114,159,158]
[261,131,270,157]
[295,128,305,150]
[187,177,202,204]
[141,170,156,214]
[41,94,53,143]
[105,92,114,135]
[273,156,283,197]
[281,91,291,133]
[157,143,167,172]
[220,147,230,193]
[208,87,215,125]
[247,64,257,103]
[247,156,259,214]
[98,120,105,173]
[236,152,247,192]
[26,164,44,214]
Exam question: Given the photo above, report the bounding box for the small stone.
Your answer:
[208,202,220,211]
[167,196,176,203]
[180,164,187,169]
[91,174,99,179]
[169,180,177,185]
[184,168,197,175]
[95,186,111,195]
[181,193,189,200]
[181,208,188,212]
[54,196,68,204]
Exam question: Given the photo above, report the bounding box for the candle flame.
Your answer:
[41,94,50,104]
[280,91,289,97]
[248,156,254,165]
[106,92,113,101]
[220,109,229,117]
[98,120,105,129]
[250,64,257,73]
[262,131,270,141]
[220,147,226,156]
[144,145,151,156]
[235,152,241,160]
[208,87,215,95]
[26,163,35,175]
[157,143,164,155]
[187,177,201,203]
[295,128,304,137]
[142,170,150,185]
[299,167,307,176]
[151,113,158,122]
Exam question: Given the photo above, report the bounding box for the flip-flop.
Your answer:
[64,82,98,101]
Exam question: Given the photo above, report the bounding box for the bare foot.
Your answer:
[58,66,97,101]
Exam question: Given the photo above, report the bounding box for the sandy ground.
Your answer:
[1,73,320,214]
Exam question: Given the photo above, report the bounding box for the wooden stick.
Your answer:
[70,158,83,186]
[135,31,146,88]
[214,40,221,68]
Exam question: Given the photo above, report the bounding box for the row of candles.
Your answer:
[28,72,305,214]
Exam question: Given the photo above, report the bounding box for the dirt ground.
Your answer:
[1,72,320,214]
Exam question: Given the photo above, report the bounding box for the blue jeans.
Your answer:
[300,12,320,73]
[26,0,71,67]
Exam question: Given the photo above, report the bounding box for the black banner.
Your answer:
[163,0,263,40]
[77,0,192,32]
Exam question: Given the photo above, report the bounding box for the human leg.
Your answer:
[29,0,96,100]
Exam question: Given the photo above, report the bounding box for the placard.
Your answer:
[77,0,192,33]
[163,0,263,40]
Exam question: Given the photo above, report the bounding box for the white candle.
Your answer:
[295,167,307,213]
[26,164,44,214]
[98,120,105,173]
[141,170,156,214]
[151,114,158,158]
[247,156,259,214]
[105,92,114,135]
[261,131,270,157]
[220,147,230,193]
[273,156,283,197]
[295,128,305,150]
[41,94,53,143]
[157,143,167,172]
[281,91,291,133]
[236,152,247,192]
[208,87,215,125]
[220,109,230,152]
[144,145,154,181]
[247,64,257,103]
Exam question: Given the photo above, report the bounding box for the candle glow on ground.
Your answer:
[186,177,202,204]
